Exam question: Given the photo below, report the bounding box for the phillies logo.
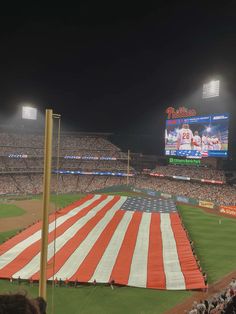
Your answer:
[166,106,197,119]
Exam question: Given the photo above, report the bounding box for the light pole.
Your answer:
[202,80,220,99]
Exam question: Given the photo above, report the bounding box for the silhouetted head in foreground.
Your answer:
[0,293,40,314]
[34,297,47,314]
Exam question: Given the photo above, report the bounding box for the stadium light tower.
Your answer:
[202,80,220,99]
[22,105,38,120]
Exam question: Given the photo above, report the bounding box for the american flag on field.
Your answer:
[0,194,206,290]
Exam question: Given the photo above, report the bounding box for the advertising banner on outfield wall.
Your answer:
[160,192,172,199]
[219,206,236,217]
[131,187,215,207]
[175,195,199,206]
[176,196,190,203]
[131,187,162,198]
[199,200,214,209]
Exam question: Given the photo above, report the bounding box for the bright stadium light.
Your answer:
[202,80,220,99]
[22,106,38,120]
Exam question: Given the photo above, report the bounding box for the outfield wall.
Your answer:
[95,185,216,209]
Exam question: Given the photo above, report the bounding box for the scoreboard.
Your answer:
[165,113,229,158]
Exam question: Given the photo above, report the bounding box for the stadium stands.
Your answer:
[151,165,226,182]
[0,130,235,206]
[187,278,236,313]
[134,176,236,206]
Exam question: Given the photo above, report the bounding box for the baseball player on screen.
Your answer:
[202,133,208,152]
[212,136,222,150]
[176,123,193,150]
[192,131,202,151]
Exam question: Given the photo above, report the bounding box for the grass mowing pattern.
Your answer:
[0,280,191,314]
[33,193,86,208]
[0,229,19,244]
[178,204,236,284]
[50,193,85,208]
[0,203,25,218]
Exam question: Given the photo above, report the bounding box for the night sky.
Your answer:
[0,2,236,156]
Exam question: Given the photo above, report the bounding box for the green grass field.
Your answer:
[178,204,236,283]
[0,229,20,244]
[50,193,86,209]
[0,280,191,314]
[0,203,25,218]
[0,192,236,314]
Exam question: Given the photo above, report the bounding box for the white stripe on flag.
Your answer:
[0,194,101,269]
[89,211,133,283]
[128,212,151,288]
[51,197,127,280]
[160,213,185,290]
[13,195,120,279]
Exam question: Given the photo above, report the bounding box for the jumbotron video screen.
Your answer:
[165,113,229,158]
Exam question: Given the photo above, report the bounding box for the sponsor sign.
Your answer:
[64,155,116,160]
[150,173,165,177]
[146,190,156,196]
[173,175,190,181]
[8,154,28,159]
[220,206,236,217]
[161,193,172,199]
[166,107,197,119]
[54,170,134,177]
[132,188,142,193]
[176,196,190,203]
[201,179,223,184]
[199,200,214,209]
[169,157,201,166]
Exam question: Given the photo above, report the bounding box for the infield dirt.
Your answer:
[0,199,55,232]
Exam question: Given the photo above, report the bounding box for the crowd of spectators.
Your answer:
[60,159,130,171]
[151,165,226,182]
[0,174,129,195]
[0,175,20,194]
[0,131,130,176]
[133,176,236,206]
[0,173,235,205]
[0,130,235,206]
[0,131,125,158]
[0,157,131,175]
[187,278,236,313]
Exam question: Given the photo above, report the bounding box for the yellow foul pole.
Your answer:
[39,109,53,300]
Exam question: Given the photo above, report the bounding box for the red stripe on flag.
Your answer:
[109,211,142,286]
[0,194,108,278]
[69,210,125,282]
[0,194,94,256]
[32,195,121,280]
[146,213,166,289]
[170,213,206,289]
